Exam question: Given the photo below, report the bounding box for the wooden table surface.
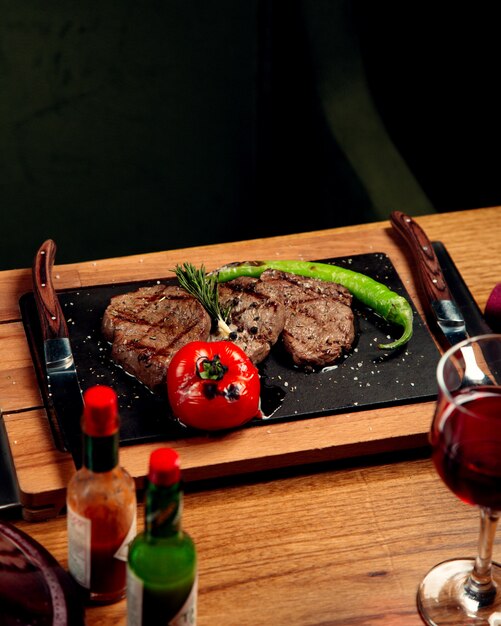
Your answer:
[1,206,500,625]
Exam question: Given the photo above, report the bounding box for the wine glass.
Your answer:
[418,333,501,625]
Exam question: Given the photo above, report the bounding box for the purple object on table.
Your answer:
[0,520,85,625]
[485,283,501,332]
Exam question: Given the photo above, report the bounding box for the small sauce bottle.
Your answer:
[67,385,137,604]
[127,448,197,625]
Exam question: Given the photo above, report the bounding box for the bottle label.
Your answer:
[67,504,91,589]
[126,566,144,626]
[115,504,137,562]
[170,574,197,626]
[126,568,198,626]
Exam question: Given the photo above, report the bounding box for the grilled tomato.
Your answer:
[167,341,261,431]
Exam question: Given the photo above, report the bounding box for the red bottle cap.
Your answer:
[82,385,119,437]
[148,448,181,486]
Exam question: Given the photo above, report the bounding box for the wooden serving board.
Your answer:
[3,216,490,522]
[19,252,439,468]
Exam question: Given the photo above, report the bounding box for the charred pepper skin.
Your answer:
[212,260,414,350]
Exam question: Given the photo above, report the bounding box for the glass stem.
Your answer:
[464,507,499,606]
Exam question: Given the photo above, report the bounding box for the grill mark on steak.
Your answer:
[258,269,353,306]
[102,284,211,390]
[281,298,355,366]
[101,269,356,390]
[218,277,286,364]
[255,270,355,367]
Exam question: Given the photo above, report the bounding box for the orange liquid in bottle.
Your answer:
[67,386,137,605]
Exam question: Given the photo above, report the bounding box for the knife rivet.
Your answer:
[423,246,428,251]
[51,316,56,320]
[41,283,46,287]
[432,279,438,283]
[405,218,411,222]
[41,250,45,255]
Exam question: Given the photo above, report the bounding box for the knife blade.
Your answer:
[390,211,474,348]
[32,240,83,468]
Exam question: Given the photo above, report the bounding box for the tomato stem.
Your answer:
[197,354,228,381]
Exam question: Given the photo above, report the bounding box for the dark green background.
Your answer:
[1,2,500,271]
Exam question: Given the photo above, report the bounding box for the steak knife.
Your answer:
[390,211,490,349]
[32,240,83,468]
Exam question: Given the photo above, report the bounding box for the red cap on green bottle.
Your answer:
[82,385,119,437]
[148,448,181,486]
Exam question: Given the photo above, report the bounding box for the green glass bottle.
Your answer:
[127,448,197,626]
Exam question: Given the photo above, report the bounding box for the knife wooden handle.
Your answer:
[32,240,69,341]
[390,211,454,305]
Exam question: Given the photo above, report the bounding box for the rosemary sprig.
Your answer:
[174,262,232,337]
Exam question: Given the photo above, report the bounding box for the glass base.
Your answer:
[417,558,501,625]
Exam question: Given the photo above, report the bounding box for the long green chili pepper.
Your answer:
[212,260,413,350]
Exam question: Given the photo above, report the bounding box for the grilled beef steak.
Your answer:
[218,276,286,364]
[102,270,356,390]
[102,284,211,390]
[256,270,355,367]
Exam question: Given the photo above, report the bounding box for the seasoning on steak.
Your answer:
[102,284,211,390]
[218,276,286,364]
[102,269,356,390]
[255,270,355,367]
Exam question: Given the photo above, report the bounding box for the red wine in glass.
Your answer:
[417,334,501,626]
[431,386,501,510]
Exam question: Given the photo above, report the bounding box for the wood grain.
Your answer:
[32,239,71,341]
[390,211,454,304]
[1,206,500,624]
[11,456,495,626]
[0,207,500,520]
[0,322,43,411]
